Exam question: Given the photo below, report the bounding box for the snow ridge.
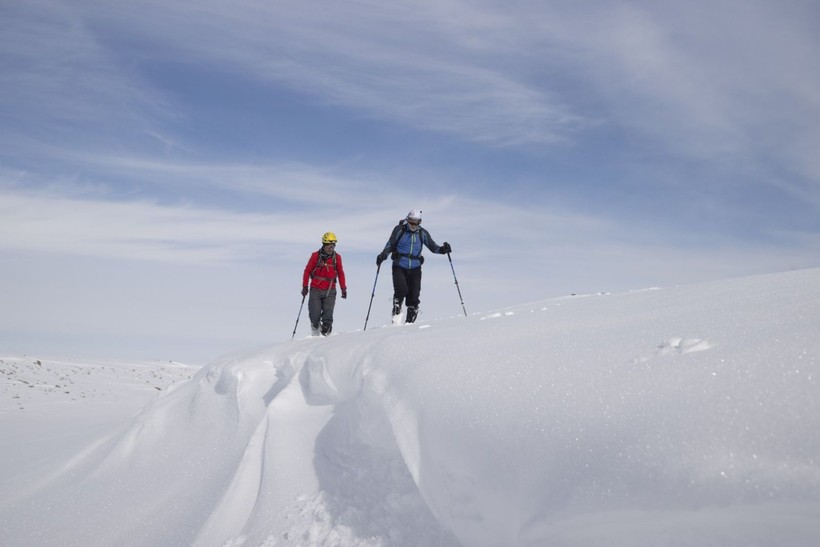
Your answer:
[2,269,820,546]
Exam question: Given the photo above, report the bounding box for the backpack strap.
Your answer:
[310,250,337,281]
[390,222,428,264]
[390,220,406,254]
[306,251,339,296]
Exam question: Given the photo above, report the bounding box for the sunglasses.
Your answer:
[407,220,420,226]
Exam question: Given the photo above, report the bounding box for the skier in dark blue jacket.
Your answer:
[376,209,451,323]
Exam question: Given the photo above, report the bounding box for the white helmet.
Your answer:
[407,209,422,222]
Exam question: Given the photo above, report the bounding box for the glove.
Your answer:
[301,286,308,297]
[341,289,347,299]
[376,253,387,266]
[440,242,452,254]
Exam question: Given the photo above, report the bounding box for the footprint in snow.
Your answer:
[657,337,714,355]
[633,337,714,364]
[480,311,515,320]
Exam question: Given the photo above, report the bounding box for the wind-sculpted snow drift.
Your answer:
[2,269,820,546]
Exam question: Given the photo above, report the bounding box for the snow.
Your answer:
[2,268,820,546]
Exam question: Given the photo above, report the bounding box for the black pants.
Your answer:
[392,265,422,310]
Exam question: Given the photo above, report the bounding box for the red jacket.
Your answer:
[303,250,346,292]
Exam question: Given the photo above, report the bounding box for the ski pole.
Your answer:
[363,263,381,331]
[447,252,467,317]
[291,293,307,340]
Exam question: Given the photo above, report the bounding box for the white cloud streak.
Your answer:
[3,177,814,280]
[0,191,272,264]
[51,0,587,147]
[0,1,169,143]
[532,3,820,183]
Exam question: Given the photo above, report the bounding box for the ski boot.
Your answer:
[311,323,320,337]
[321,323,332,336]
[391,299,404,325]
[406,306,418,324]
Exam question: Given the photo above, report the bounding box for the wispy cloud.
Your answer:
[531,3,820,183]
[0,166,470,265]
[61,0,588,148]
[0,190,274,264]
[3,175,813,290]
[6,1,820,188]
[0,178,578,266]
[0,1,170,148]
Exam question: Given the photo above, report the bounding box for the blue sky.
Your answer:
[2,0,819,362]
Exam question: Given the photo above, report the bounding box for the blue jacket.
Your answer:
[381,220,444,269]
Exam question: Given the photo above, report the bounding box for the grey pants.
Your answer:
[308,287,337,329]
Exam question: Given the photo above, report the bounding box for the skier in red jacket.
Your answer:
[302,232,347,336]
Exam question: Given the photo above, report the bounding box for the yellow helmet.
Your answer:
[322,232,337,244]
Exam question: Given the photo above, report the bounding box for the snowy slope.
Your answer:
[2,268,820,546]
[0,356,199,488]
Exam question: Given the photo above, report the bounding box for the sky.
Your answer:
[2,0,820,362]
[2,267,819,545]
